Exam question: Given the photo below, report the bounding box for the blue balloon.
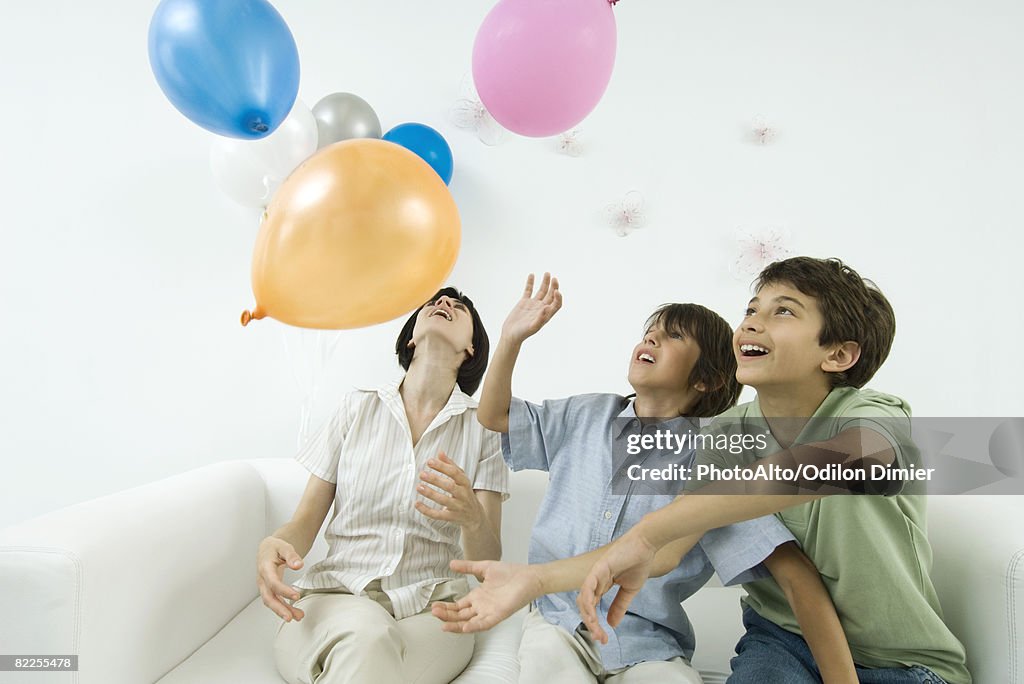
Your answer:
[382,124,454,185]
[148,0,300,140]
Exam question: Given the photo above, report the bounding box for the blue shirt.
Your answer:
[503,393,796,669]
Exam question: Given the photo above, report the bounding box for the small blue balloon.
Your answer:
[382,123,454,185]
[148,0,300,140]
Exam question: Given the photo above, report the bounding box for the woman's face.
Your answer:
[410,294,475,357]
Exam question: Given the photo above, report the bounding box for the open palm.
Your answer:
[431,560,543,633]
[501,273,563,344]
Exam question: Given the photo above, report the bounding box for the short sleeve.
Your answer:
[682,416,741,493]
[501,396,576,472]
[472,428,511,501]
[294,393,356,483]
[699,514,797,585]
[835,389,914,472]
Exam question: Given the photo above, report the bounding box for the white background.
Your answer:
[1,0,1021,527]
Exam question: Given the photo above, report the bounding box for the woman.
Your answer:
[257,287,509,684]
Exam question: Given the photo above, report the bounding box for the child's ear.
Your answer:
[694,373,728,394]
[466,345,475,358]
[406,340,415,349]
[821,341,861,374]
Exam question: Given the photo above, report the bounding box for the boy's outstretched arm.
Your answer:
[578,427,896,633]
[640,426,896,549]
[432,534,700,633]
[764,542,858,684]
[477,272,562,432]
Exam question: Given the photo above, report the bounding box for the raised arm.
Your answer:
[477,273,562,432]
[764,543,857,684]
[256,473,335,622]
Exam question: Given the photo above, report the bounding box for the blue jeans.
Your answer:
[727,606,949,684]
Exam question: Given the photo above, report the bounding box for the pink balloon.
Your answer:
[472,0,617,138]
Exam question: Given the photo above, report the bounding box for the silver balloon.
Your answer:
[312,93,382,147]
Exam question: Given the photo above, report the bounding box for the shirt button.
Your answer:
[604,511,612,520]
[394,530,402,538]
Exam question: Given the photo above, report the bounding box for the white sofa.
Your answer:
[0,458,1021,684]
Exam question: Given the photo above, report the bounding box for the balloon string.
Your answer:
[259,176,273,204]
[282,329,342,448]
[324,331,343,367]
[298,402,312,449]
[282,329,312,448]
[281,329,303,401]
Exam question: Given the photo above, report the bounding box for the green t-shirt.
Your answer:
[690,387,971,684]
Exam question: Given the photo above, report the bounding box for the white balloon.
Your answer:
[210,99,319,208]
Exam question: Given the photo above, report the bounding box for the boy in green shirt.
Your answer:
[576,256,971,684]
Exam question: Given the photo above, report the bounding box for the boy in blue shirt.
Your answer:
[576,257,971,683]
[433,273,859,683]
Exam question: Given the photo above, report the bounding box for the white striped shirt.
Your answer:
[292,377,510,619]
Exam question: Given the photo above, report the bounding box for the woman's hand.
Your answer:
[500,273,562,345]
[416,452,485,529]
[256,537,305,622]
[431,560,543,633]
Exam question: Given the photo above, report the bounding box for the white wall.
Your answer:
[1,0,1022,527]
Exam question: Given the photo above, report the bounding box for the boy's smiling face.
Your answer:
[628,320,703,396]
[734,281,852,391]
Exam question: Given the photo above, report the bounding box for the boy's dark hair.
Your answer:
[754,256,895,389]
[395,287,490,396]
[645,303,741,417]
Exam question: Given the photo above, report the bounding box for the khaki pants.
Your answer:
[517,605,704,684]
[274,578,474,684]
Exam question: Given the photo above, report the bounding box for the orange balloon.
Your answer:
[241,138,461,329]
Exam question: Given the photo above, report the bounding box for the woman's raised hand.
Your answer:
[501,273,563,345]
[256,537,306,622]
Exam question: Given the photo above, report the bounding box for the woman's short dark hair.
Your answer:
[395,287,490,395]
[645,303,742,417]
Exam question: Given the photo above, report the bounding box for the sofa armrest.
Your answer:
[927,495,1024,684]
[0,460,267,684]
[241,457,332,576]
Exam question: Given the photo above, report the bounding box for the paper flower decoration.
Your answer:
[748,116,778,145]
[449,73,508,146]
[605,191,646,237]
[731,226,793,279]
[556,129,585,156]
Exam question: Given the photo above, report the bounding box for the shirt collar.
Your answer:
[361,375,477,411]
[614,397,699,437]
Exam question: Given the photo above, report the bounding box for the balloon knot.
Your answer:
[241,310,253,326]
